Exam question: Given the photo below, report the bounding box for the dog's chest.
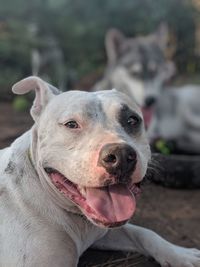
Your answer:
[65,213,107,254]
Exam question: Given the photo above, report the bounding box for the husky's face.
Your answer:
[104,24,176,107]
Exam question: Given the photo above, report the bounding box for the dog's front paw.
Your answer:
[157,245,200,267]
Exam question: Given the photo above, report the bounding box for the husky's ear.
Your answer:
[12,76,60,121]
[105,29,125,66]
[155,23,177,59]
[155,23,169,52]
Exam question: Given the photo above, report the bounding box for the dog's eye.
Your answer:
[65,120,79,129]
[127,115,141,126]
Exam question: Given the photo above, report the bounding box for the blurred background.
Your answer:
[1,1,200,266]
[1,0,200,101]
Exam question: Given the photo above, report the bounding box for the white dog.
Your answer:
[0,76,199,267]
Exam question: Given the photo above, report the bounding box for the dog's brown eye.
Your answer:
[127,115,141,126]
[65,120,79,129]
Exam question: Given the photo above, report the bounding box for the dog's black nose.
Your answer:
[145,96,156,107]
[98,143,137,179]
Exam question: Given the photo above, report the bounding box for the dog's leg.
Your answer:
[93,223,200,267]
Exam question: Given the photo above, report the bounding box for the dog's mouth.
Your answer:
[45,167,141,228]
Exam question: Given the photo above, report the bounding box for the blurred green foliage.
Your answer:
[0,0,199,99]
[12,96,30,112]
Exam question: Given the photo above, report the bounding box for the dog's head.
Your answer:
[13,76,150,228]
[104,24,176,107]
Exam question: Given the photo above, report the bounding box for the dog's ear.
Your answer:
[12,76,60,120]
[105,29,125,66]
[154,23,169,52]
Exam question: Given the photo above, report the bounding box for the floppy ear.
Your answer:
[12,76,60,121]
[105,28,125,67]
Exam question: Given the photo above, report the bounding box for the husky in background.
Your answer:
[93,24,176,107]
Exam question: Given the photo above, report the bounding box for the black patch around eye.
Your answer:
[118,105,142,134]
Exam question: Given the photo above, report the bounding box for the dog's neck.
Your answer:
[6,130,106,251]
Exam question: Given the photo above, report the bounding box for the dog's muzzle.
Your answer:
[44,143,141,228]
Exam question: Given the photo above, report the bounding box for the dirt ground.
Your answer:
[0,102,200,267]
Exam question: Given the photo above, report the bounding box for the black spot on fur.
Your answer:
[4,161,16,174]
[15,176,21,185]
[85,100,105,121]
[13,168,24,185]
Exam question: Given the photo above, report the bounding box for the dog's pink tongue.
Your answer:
[85,184,136,223]
[142,107,154,128]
